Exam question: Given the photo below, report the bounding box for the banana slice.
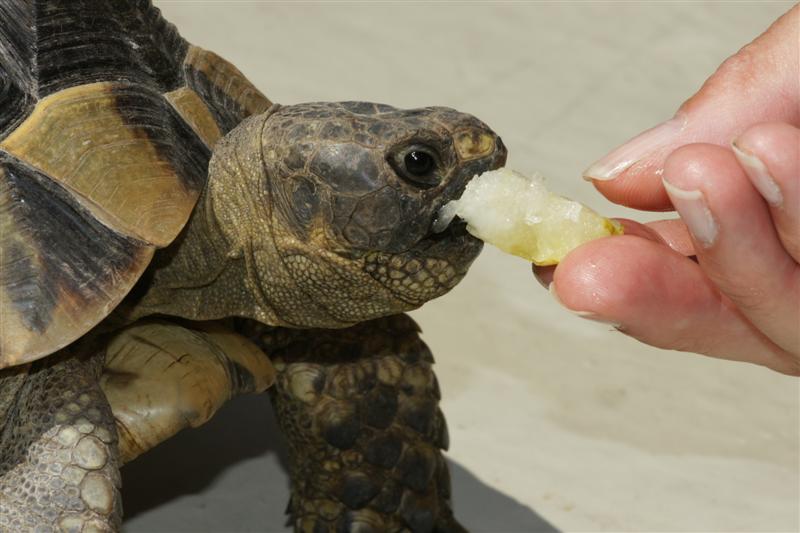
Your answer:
[435,168,622,266]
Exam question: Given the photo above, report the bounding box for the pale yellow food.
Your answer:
[434,168,623,266]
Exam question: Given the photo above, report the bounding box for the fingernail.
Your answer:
[731,141,783,207]
[548,283,621,327]
[583,114,686,181]
[662,178,718,248]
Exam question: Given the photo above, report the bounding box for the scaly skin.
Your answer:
[240,315,466,533]
[0,348,121,532]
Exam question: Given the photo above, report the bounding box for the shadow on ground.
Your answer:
[122,394,558,532]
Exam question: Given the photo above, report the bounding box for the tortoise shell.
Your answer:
[0,0,272,367]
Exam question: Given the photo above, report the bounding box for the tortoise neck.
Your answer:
[120,109,363,330]
[120,187,256,323]
[120,115,287,325]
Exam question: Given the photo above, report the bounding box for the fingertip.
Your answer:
[551,233,717,330]
[732,121,800,264]
[734,122,800,155]
[584,4,799,213]
[551,234,646,317]
[591,172,673,211]
[582,117,685,182]
[536,221,661,294]
[662,136,800,354]
[733,122,799,207]
[663,143,737,187]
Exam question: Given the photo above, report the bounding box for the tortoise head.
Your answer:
[208,101,506,327]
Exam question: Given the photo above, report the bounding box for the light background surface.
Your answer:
[124,2,799,532]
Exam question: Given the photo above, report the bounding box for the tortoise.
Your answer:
[0,1,506,531]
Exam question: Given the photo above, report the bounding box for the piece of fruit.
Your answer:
[434,168,623,266]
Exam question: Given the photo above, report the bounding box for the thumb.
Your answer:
[583,4,799,210]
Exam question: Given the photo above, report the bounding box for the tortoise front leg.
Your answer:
[241,315,465,533]
[0,349,122,532]
[100,319,275,464]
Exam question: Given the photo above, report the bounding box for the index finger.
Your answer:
[583,5,800,211]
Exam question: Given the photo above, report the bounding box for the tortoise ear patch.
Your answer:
[0,81,209,247]
[0,155,153,369]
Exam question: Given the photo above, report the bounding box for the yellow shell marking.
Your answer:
[0,81,201,247]
[164,86,222,147]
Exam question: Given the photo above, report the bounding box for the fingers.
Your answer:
[550,235,797,375]
[733,122,800,261]
[550,6,800,373]
[662,143,800,356]
[583,5,800,211]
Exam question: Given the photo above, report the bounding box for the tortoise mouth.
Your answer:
[363,217,482,306]
[414,216,482,259]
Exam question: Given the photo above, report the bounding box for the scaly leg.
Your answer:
[0,349,121,532]
[240,315,465,533]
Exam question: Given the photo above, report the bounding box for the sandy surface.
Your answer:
[124,3,799,532]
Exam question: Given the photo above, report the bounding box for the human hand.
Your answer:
[536,5,800,375]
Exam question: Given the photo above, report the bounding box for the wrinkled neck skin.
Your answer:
[123,113,400,329]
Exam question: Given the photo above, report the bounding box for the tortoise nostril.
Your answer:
[493,137,508,168]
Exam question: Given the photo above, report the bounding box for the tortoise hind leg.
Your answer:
[241,315,465,533]
[0,349,121,532]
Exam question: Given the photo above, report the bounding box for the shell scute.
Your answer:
[0,1,274,365]
[0,81,209,247]
[182,46,272,135]
[0,155,153,367]
[0,1,187,138]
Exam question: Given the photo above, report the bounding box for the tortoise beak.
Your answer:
[491,135,508,169]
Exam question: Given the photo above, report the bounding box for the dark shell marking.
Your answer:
[0,155,153,366]
[0,0,187,139]
[182,46,272,135]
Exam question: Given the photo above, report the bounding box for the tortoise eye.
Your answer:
[405,151,435,176]
[392,145,441,188]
